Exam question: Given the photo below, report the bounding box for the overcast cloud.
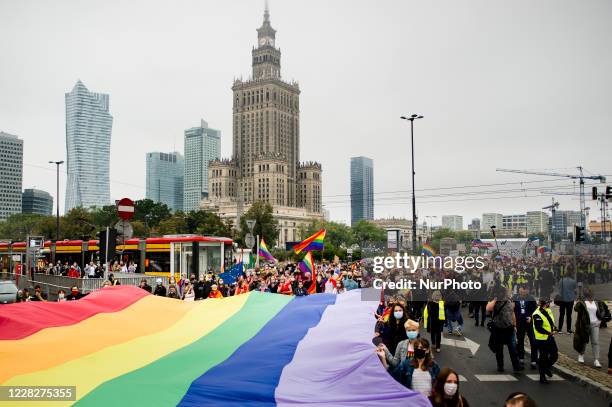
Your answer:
[1,0,611,226]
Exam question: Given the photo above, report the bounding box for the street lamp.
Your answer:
[400,114,423,254]
[48,160,64,241]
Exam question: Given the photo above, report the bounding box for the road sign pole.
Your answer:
[104,226,109,281]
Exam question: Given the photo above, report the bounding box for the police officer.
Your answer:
[532,297,558,384]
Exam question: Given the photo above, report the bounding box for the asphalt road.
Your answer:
[431,310,610,407]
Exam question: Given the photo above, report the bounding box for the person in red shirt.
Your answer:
[67,265,80,278]
[208,284,224,299]
[235,279,250,295]
[278,276,293,295]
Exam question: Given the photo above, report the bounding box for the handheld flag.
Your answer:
[258,238,277,263]
[218,262,243,284]
[297,252,317,294]
[421,243,436,257]
[293,229,326,254]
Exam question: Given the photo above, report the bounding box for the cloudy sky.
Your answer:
[1,0,611,226]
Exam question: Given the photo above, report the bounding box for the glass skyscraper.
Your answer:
[183,120,220,212]
[65,80,113,212]
[0,131,23,221]
[350,156,374,226]
[22,188,53,216]
[146,151,184,211]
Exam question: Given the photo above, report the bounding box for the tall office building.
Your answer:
[502,214,526,230]
[184,120,221,212]
[146,152,184,211]
[526,211,548,235]
[202,5,323,246]
[550,210,582,241]
[22,188,53,216]
[0,132,23,221]
[350,157,374,226]
[441,215,463,231]
[481,213,503,231]
[65,80,113,211]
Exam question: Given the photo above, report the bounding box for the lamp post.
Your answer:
[48,160,64,241]
[400,114,423,254]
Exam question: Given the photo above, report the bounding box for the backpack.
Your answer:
[492,301,513,329]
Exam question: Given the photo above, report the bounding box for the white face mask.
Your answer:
[444,383,457,397]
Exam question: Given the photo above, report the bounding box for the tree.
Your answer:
[352,220,386,244]
[304,219,353,248]
[239,201,279,247]
[185,210,232,237]
[91,205,119,228]
[0,213,52,241]
[134,199,171,228]
[61,208,97,240]
[156,213,188,235]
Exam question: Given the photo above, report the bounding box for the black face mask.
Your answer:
[414,348,427,360]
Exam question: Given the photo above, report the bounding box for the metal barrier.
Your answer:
[0,272,168,298]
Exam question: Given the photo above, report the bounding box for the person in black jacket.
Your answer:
[608,337,611,375]
[153,279,167,296]
[513,286,538,368]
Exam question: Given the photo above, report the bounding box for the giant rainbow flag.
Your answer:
[0,286,429,406]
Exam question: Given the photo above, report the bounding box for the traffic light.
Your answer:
[592,186,598,200]
[574,225,586,242]
[606,186,612,200]
[98,228,117,263]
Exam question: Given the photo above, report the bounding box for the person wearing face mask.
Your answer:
[429,367,470,407]
[396,338,439,396]
[57,289,67,302]
[381,303,408,355]
[378,319,420,370]
[532,297,558,383]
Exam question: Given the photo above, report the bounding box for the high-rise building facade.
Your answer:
[468,218,481,231]
[441,215,463,231]
[526,211,549,235]
[22,189,53,216]
[146,151,184,211]
[202,6,323,246]
[0,132,23,221]
[550,210,581,241]
[502,214,526,230]
[481,213,503,231]
[65,80,113,212]
[183,120,221,212]
[350,156,374,226]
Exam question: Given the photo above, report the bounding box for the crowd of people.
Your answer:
[38,260,138,278]
[370,253,611,406]
[10,252,612,406]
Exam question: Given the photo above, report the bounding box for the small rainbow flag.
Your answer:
[421,243,436,257]
[298,252,314,276]
[293,229,326,254]
[258,238,276,263]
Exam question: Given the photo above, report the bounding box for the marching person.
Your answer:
[424,290,445,353]
[487,285,522,373]
[573,287,607,368]
[532,297,558,383]
[428,367,471,407]
[513,286,537,369]
[556,271,576,334]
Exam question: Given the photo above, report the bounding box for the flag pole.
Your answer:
[256,235,260,269]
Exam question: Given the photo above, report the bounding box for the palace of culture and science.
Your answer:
[201,6,323,246]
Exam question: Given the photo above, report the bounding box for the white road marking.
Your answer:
[440,336,480,356]
[526,374,564,381]
[459,375,468,382]
[474,374,518,381]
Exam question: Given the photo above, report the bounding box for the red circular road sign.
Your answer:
[117,198,135,220]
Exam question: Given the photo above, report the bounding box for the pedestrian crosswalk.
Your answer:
[458,374,565,382]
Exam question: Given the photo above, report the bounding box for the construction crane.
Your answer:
[496,166,606,229]
[542,199,559,248]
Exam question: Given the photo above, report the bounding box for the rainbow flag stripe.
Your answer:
[421,243,436,257]
[293,229,326,254]
[259,238,276,263]
[0,286,430,406]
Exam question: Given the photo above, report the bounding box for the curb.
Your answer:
[525,345,612,400]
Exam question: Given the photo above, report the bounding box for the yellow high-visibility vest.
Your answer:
[532,307,555,341]
[423,300,445,329]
